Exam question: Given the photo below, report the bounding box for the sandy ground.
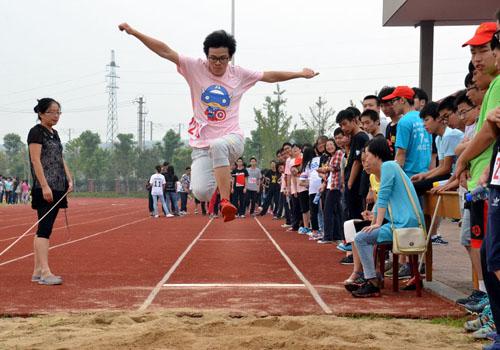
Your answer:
[0,309,484,350]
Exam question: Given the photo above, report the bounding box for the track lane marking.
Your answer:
[138,219,213,311]
[254,217,333,315]
[163,283,305,288]
[0,217,148,267]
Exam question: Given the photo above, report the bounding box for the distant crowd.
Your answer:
[0,175,31,204]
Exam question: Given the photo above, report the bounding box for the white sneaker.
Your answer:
[281,224,292,228]
[154,215,159,218]
[166,214,175,218]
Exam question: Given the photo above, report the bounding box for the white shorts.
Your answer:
[190,134,244,202]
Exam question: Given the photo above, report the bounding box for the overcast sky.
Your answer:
[0,0,484,144]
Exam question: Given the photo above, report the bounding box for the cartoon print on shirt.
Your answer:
[201,85,231,121]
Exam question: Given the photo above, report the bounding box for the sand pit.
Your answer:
[0,309,483,349]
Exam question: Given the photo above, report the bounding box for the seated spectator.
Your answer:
[347,137,424,298]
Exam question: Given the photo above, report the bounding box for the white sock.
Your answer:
[478,280,487,293]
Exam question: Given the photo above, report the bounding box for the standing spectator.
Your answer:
[231,158,248,218]
[149,165,172,218]
[145,178,154,216]
[28,98,73,285]
[14,177,21,204]
[246,157,261,216]
[21,180,30,204]
[164,165,179,215]
[179,167,191,214]
[259,160,280,217]
[4,177,13,204]
[360,109,384,139]
[379,86,401,159]
[382,86,433,178]
[412,87,429,112]
[336,109,370,221]
[362,94,389,136]
[0,175,4,203]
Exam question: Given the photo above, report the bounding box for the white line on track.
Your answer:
[0,210,142,242]
[163,283,305,288]
[0,217,148,267]
[138,219,213,312]
[198,238,266,241]
[254,217,333,315]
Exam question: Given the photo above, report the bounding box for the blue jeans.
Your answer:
[152,194,169,216]
[165,191,179,213]
[354,227,381,280]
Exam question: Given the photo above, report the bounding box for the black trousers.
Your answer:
[260,185,280,216]
[412,174,450,197]
[36,205,60,239]
[323,189,344,241]
[481,242,500,337]
[179,192,188,212]
[345,185,363,220]
[246,190,259,214]
[148,191,154,213]
[309,193,319,231]
[290,195,302,230]
[233,187,246,216]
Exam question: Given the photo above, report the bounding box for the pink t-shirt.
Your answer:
[21,182,30,193]
[177,55,263,148]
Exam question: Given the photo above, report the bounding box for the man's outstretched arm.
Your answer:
[260,68,319,83]
[118,23,179,65]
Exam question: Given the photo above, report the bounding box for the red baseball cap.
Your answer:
[293,157,302,167]
[381,86,415,101]
[462,22,497,47]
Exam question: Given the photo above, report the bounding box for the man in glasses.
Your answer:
[118,23,318,222]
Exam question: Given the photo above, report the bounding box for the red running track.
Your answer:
[0,198,464,317]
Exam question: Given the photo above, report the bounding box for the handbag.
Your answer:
[387,168,427,255]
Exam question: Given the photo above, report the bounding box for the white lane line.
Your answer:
[254,217,333,315]
[138,219,213,312]
[198,238,266,241]
[0,217,148,267]
[163,283,305,288]
[0,210,140,242]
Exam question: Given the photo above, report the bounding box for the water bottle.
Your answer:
[313,192,321,205]
[465,186,489,202]
[432,180,448,188]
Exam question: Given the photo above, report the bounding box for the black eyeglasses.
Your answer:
[457,106,474,118]
[208,55,230,63]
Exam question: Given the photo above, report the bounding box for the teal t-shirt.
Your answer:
[468,75,500,190]
[394,110,433,177]
[374,161,425,243]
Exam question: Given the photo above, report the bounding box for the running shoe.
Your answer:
[351,281,381,298]
[398,263,412,280]
[166,213,175,218]
[464,305,492,332]
[317,240,333,244]
[336,243,352,252]
[220,199,237,222]
[457,290,487,306]
[431,235,449,245]
[472,319,496,339]
[38,275,63,285]
[281,223,292,228]
[483,338,500,350]
[340,255,354,265]
[465,295,490,314]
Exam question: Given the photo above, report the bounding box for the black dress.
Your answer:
[27,124,68,210]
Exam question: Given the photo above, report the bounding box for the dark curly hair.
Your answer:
[203,30,236,57]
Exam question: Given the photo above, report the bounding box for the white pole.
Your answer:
[231,0,235,66]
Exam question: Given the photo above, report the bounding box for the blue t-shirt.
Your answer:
[374,161,425,243]
[435,127,464,174]
[395,110,432,177]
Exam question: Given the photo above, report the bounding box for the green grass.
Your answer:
[429,316,469,328]
[70,191,146,199]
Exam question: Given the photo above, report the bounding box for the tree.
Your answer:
[299,96,336,138]
[135,142,164,182]
[162,129,183,162]
[289,128,315,146]
[252,84,292,165]
[171,146,192,176]
[242,130,262,164]
[113,134,136,193]
[3,133,29,179]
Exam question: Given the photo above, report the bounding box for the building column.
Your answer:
[419,21,434,100]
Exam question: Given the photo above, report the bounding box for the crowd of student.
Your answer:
[145,18,500,349]
[0,175,31,204]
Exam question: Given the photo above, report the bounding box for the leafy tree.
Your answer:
[3,133,29,179]
[252,84,292,165]
[299,96,336,138]
[242,130,263,164]
[0,151,7,175]
[162,129,183,162]
[171,146,192,176]
[289,128,315,146]
[135,142,164,182]
[113,133,136,193]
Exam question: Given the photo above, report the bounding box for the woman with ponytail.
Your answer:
[28,98,73,285]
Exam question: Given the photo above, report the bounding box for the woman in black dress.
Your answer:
[28,98,73,285]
